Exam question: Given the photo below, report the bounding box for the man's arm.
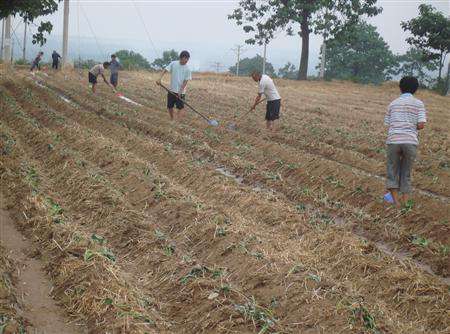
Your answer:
[417,102,426,130]
[101,74,115,91]
[251,93,263,110]
[179,79,189,95]
[156,69,168,85]
[384,106,391,126]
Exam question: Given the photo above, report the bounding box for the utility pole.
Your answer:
[62,0,70,68]
[212,62,222,73]
[319,41,326,79]
[3,15,12,64]
[1,19,4,60]
[22,20,27,61]
[231,44,245,76]
[262,42,267,75]
[445,61,450,96]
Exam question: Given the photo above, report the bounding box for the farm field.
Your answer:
[0,67,449,333]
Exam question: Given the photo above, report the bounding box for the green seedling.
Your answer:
[410,235,430,247]
[91,234,106,245]
[234,297,276,333]
[349,304,379,333]
[308,274,321,282]
[164,244,175,256]
[214,226,227,237]
[402,199,414,213]
[180,265,208,284]
[154,229,166,241]
[100,248,116,262]
[295,203,306,212]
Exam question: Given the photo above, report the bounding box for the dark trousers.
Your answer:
[386,144,417,193]
[52,60,59,69]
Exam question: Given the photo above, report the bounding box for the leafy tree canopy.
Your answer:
[229,54,276,77]
[151,49,178,70]
[114,50,151,70]
[321,22,397,84]
[0,0,61,46]
[401,4,450,80]
[278,62,298,80]
[228,0,382,80]
[394,47,439,87]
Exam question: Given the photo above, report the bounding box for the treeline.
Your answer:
[74,49,179,71]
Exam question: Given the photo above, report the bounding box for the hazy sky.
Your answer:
[5,0,450,72]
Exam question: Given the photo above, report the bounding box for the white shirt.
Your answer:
[166,61,192,94]
[258,74,281,101]
[89,64,105,77]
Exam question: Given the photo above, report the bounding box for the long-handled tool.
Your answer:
[227,98,266,131]
[157,83,219,127]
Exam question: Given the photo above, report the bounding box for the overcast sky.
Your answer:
[5,0,450,72]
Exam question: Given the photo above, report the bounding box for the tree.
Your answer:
[278,62,298,79]
[228,0,382,80]
[229,54,276,77]
[394,48,439,87]
[401,4,450,81]
[321,22,397,84]
[151,49,178,70]
[0,1,61,46]
[114,50,151,70]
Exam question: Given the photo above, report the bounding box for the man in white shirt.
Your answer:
[157,50,192,121]
[250,71,282,131]
[88,62,115,94]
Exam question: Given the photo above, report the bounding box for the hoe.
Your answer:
[227,98,266,131]
[158,83,219,127]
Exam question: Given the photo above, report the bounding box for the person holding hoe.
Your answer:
[384,76,426,207]
[88,62,116,94]
[250,70,282,131]
[30,51,44,72]
[156,50,192,121]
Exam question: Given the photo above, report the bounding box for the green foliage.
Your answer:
[322,22,397,84]
[113,50,151,70]
[401,4,450,81]
[228,0,382,80]
[0,1,61,46]
[229,54,276,77]
[74,59,97,69]
[278,62,298,79]
[393,47,439,87]
[151,49,178,70]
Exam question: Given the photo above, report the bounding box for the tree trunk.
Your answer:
[438,51,443,81]
[297,11,309,80]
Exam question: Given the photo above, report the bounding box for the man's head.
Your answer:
[179,50,190,65]
[103,61,111,68]
[399,76,419,94]
[111,54,116,60]
[251,70,262,82]
[39,51,44,55]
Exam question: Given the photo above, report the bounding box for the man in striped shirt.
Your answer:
[384,76,426,206]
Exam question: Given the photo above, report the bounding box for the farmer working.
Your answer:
[384,76,426,207]
[52,50,61,70]
[156,50,192,121]
[30,52,44,72]
[88,62,116,94]
[109,54,122,89]
[250,71,282,131]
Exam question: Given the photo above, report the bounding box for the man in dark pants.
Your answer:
[52,51,61,70]
[30,52,44,72]
[384,76,426,207]
[250,71,282,131]
[109,54,122,89]
[156,50,192,121]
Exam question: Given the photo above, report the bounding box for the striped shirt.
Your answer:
[384,93,426,145]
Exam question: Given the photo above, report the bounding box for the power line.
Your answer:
[79,3,106,59]
[131,0,160,59]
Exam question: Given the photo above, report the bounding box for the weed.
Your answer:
[46,198,63,216]
[234,297,276,332]
[164,143,173,152]
[154,229,166,241]
[410,235,430,247]
[401,199,414,213]
[439,244,449,256]
[0,133,15,155]
[349,303,379,333]
[295,203,306,212]
[326,176,344,188]
[164,244,175,256]
[214,226,227,237]
[153,182,167,200]
[91,234,106,245]
[180,265,207,284]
